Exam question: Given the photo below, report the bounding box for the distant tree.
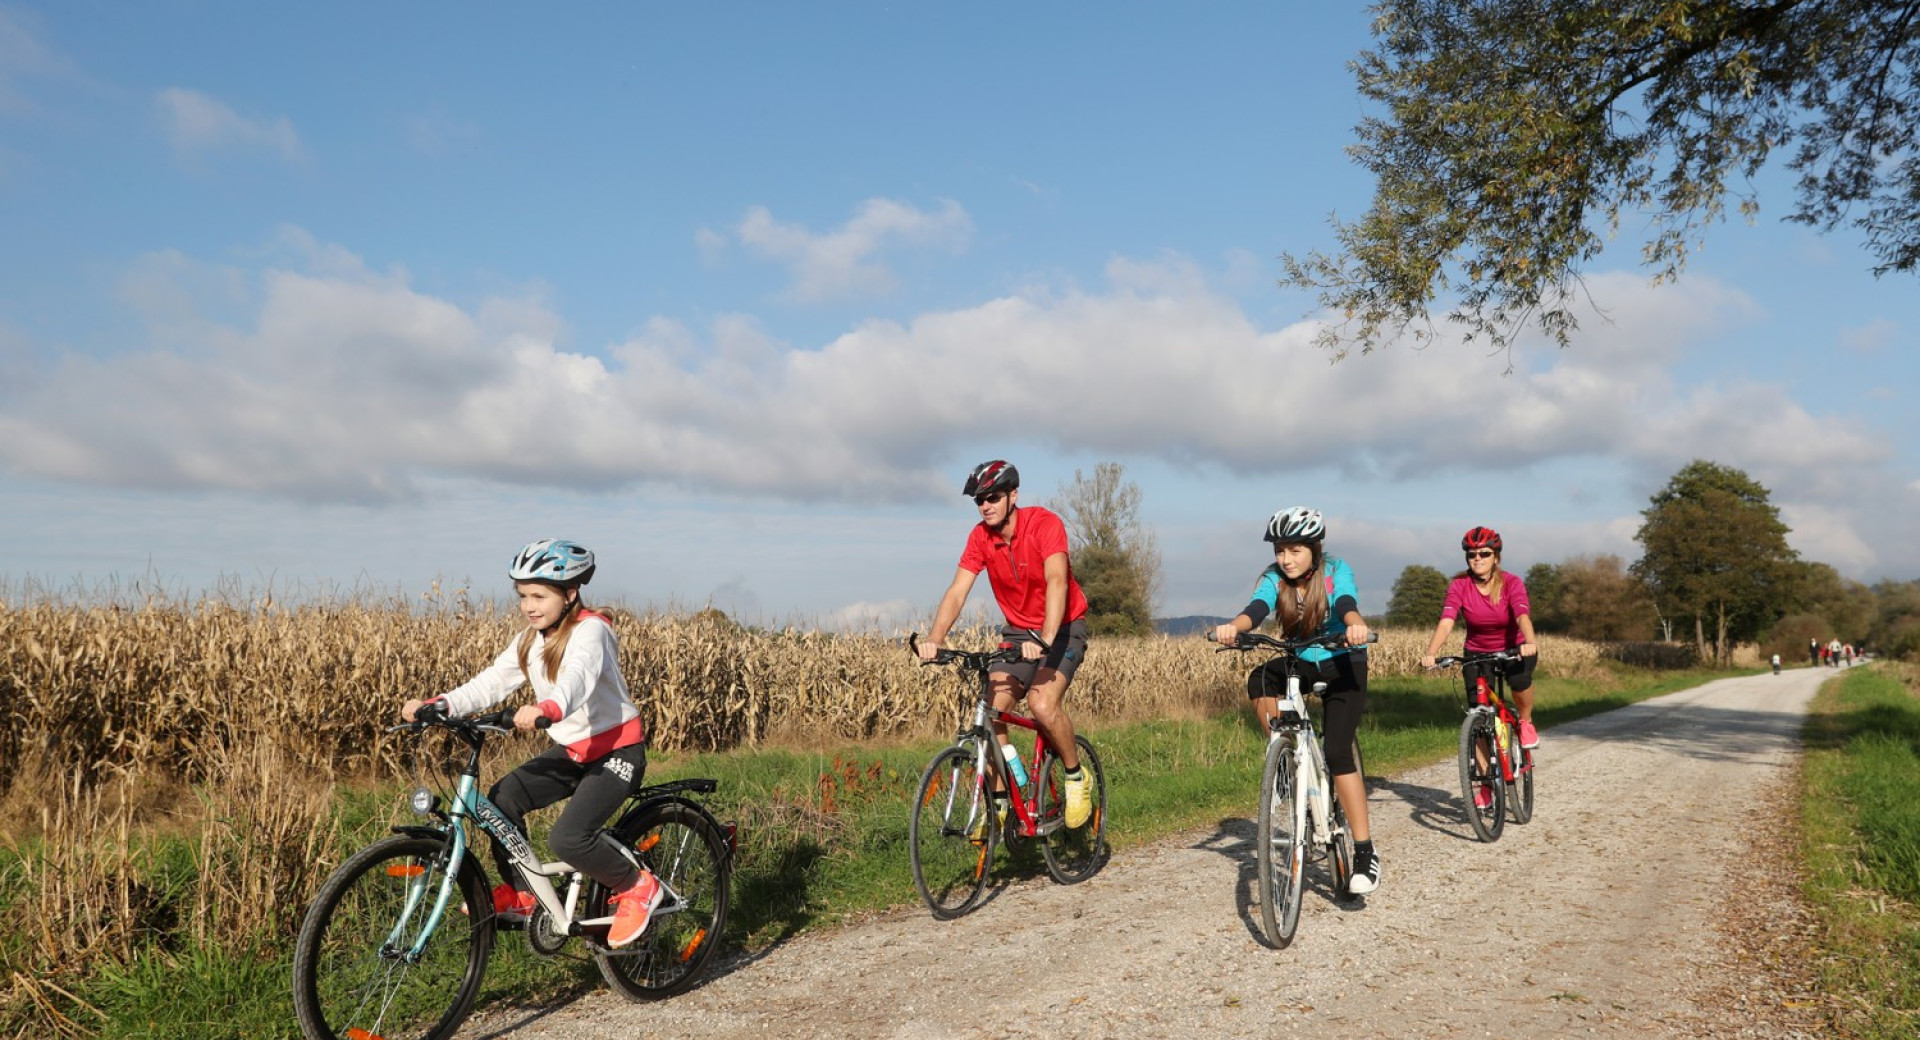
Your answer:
[1283,0,1920,360]
[1054,462,1162,637]
[1524,562,1565,634]
[1868,579,1920,661]
[1632,460,1798,664]
[1554,554,1658,642]
[1386,564,1451,627]
[1786,561,1878,640]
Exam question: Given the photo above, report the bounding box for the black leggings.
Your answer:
[1463,652,1537,696]
[1246,652,1368,777]
[488,742,646,892]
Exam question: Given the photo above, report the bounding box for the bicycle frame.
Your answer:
[402,711,705,950]
[1268,666,1341,852]
[1453,651,1526,783]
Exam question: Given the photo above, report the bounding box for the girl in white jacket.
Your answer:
[403,539,660,947]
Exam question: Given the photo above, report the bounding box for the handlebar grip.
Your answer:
[415,702,449,724]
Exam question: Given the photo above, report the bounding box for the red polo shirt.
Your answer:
[958,505,1089,630]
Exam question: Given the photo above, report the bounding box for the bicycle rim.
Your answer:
[910,745,994,919]
[292,835,492,1040]
[1458,715,1505,842]
[1036,736,1108,884]
[1256,737,1306,947]
[594,803,732,1000]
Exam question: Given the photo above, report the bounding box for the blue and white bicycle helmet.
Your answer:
[508,539,596,586]
[1263,506,1325,545]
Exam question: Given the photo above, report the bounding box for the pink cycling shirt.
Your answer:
[1440,574,1532,653]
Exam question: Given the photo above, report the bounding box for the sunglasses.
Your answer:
[972,491,1008,506]
[1465,549,1497,560]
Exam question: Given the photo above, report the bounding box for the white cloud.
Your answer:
[1839,318,1896,355]
[0,8,72,115]
[155,87,303,163]
[1,237,1912,582]
[720,197,972,303]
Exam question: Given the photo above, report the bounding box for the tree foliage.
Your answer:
[1553,554,1660,642]
[1868,579,1920,660]
[1631,459,1798,662]
[1284,0,1920,359]
[1053,462,1162,637]
[1524,562,1567,632]
[1386,564,1451,626]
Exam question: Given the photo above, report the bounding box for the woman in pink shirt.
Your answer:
[1420,527,1541,752]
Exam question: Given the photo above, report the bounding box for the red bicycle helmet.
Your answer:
[962,460,1020,497]
[1461,526,1502,553]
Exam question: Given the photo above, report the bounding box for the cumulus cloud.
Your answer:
[155,87,303,163]
[708,197,972,303]
[0,235,1910,580]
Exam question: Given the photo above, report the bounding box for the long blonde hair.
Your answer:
[1266,542,1328,636]
[515,586,588,684]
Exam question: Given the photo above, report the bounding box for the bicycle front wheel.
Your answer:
[910,745,995,919]
[1036,736,1108,884]
[593,802,732,1000]
[292,835,492,1040]
[1256,737,1306,948]
[1509,741,1535,824]
[1458,714,1506,842]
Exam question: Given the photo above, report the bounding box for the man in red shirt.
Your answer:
[918,460,1095,828]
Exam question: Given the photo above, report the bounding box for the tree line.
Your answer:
[1385,460,1920,663]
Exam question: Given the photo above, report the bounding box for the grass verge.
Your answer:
[1800,662,1920,1038]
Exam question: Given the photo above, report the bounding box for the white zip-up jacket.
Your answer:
[436,610,644,762]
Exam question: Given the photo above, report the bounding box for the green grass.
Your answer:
[1801,664,1920,1038]
[2,660,1740,1037]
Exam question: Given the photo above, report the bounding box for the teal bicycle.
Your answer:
[291,705,733,1040]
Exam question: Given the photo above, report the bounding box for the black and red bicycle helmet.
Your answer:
[1461,526,1503,553]
[963,460,1020,497]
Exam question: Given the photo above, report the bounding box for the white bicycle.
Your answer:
[1210,630,1372,948]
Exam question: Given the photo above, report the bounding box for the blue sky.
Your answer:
[3,2,1916,628]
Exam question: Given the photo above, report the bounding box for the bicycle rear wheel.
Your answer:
[1458,714,1506,842]
[292,835,492,1040]
[1035,736,1108,884]
[910,745,995,919]
[1256,736,1306,947]
[1509,741,1535,824]
[592,802,732,1000]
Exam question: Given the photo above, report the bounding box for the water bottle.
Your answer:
[1000,742,1029,788]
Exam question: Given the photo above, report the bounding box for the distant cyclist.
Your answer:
[918,460,1095,830]
[1212,507,1379,896]
[1421,526,1541,763]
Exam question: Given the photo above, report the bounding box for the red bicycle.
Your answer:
[1434,649,1534,842]
[906,634,1108,918]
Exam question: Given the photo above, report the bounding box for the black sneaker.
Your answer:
[1349,846,1381,895]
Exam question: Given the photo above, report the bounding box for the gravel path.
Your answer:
[466,667,1830,1039]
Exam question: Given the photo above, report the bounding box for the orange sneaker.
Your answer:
[490,884,535,924]
[607,870,664,948]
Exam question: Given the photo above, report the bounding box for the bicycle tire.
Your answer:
[1035,736,1108,885]
[292,834,492,1040]
[910,745,995,919]
[1509,741,1535,824]
[1256,736,1306,947]
[592,802,732,1000]
[1458,714,1506,842]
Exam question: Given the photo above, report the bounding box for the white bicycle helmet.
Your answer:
[1263,506,1325,545]
[508,539,596,586]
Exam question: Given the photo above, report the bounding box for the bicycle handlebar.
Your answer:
[1430,648,1525,669]
[907,632,1023,670]
[1206,630,1379,654]
[401,703,554,734]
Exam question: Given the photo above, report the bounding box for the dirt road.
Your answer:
[470,667,1829,1039]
